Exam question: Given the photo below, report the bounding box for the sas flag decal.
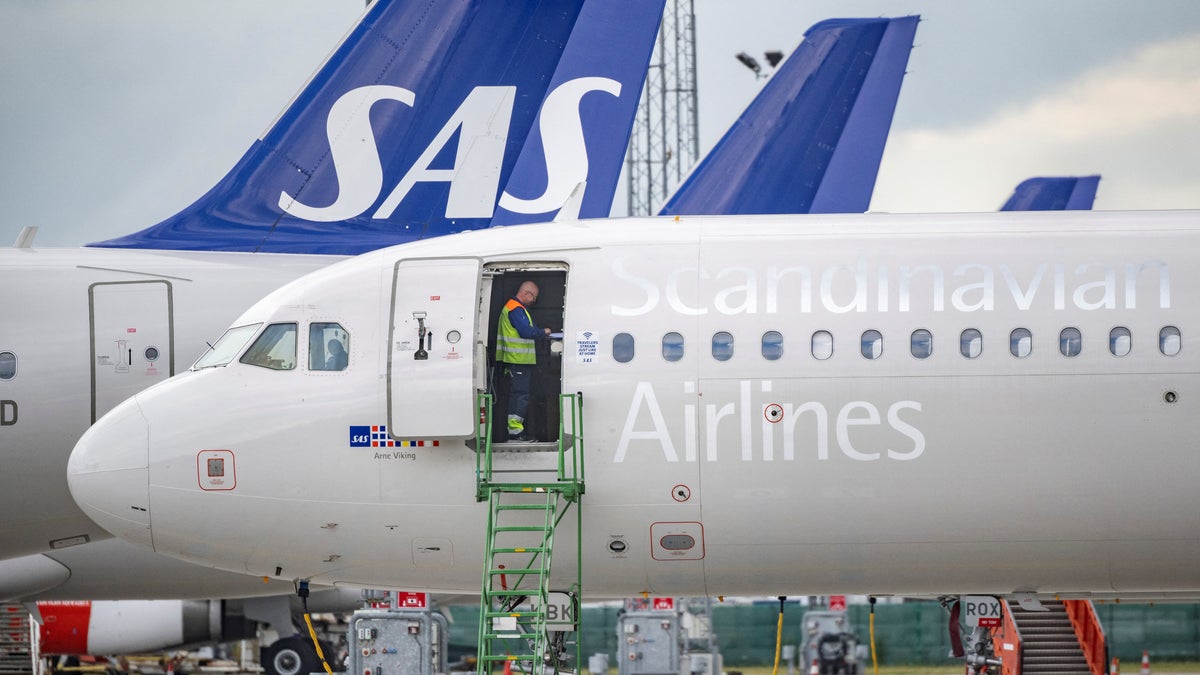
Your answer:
[350,425,439,448]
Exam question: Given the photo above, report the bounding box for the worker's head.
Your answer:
[517,281,540,305]
[328,339,346,356]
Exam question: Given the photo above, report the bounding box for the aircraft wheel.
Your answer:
[262,637,321,675]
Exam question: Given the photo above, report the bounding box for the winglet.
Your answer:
[13,226,38,249]
[553,182,588,223]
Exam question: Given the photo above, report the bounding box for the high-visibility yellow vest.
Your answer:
[496,298,536,364]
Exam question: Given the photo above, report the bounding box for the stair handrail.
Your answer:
[557,392,585,494]
[1064,600,1108,675]
[993,600,1024,675]
[475,391,585,500]
[475,392,494,500]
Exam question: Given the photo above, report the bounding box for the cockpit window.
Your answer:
[240,323,297,370]
[309,323,350,371]
[192,323,262,370]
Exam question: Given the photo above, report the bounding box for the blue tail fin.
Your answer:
[91,0,663,254]
[1000,176,1101,211]
[660,16,919,216]
[491,0,665,227]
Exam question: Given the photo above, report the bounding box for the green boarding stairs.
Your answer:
[475,393,585,675]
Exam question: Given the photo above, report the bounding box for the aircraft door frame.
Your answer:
[387,257,482,439]
[481,263,569,444]
[88,280,175,423]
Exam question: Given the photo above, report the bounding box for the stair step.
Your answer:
[482,610,543,620]
[497,503,554,511]
[1022,655,1088,663]
[484,632,544,641]
[492,542,549,550]
[490,568,543,576]
[1012,612,1069,619]
[1015,611,1070,617]
[491,440,561,452]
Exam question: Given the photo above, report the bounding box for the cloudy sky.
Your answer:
[2,1,1198,248]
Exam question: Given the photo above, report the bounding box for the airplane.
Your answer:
[1,1,923,666]
[0,0,665,570]
[68,207,1200,601]
[0,4,921,590]
[1000,176,1102,212]
[0,0,667,666]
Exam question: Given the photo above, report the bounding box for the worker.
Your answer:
[495,280,551,441]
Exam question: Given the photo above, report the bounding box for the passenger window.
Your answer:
[1059,327,1082,357]
[1109,327,1131,357]
[761,331,783,361]
[1010,328,1032,358]
[0,351,14,380]
[193,323,262,369]
[662,332,684,362]
[861,330,882,359]
[960,328,983,359]
[1160,326,1181,356]
[712,331,734,362]
[309,323,350,371]
[811,331,833,360]
[910,329,932,359]
[613,332,635,363]
[240,323,297,370]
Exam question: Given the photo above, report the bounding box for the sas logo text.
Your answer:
[349,426,373,447]
[281,79,620,223]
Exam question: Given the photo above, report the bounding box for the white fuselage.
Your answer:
[0,246,338,598]
[70,211,1200,599]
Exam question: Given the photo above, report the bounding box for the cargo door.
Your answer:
[387,257,481,438]
[89,281,174,422]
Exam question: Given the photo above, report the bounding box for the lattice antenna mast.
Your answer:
[625,0,699,216]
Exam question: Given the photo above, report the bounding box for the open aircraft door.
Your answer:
[387,258,482,439]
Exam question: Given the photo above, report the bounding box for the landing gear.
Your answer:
[262,636,332,675]
[940,597,1002,675]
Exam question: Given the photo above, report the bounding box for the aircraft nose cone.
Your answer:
[68,396,152,547]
